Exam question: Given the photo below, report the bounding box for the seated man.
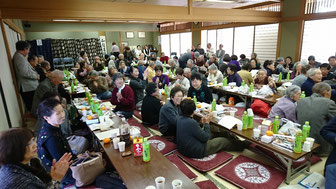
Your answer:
[93,56,104,71]
[176,99,248,158]
[268,85,301,122]
[227,64,242,86]
[188,72,213,104]
[87,70,112,100]
[301,68,322,97]
[172,68,190,94]
[159,86,183,137]
[141,83,162,125]
[320,63,334,81]
[297,83,336,156]
[110,73,135,118]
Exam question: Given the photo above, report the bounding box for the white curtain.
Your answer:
[0,24,22,128]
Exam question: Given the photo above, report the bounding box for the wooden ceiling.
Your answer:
[0,0,281,23]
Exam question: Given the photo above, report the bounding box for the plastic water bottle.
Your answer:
[143,138,150,162]
[249,83,254,92]
[302,121,310,141]
[193,95,197,105]
[286,72,290,81]
[241,80,245,86]
[242,111,248,130]
[247,108,254,129]
[278,72,282,83]
[300,91,305,98]
[223,77,228,86]
[211,99,216,111]
[71,81,75,93]
[294,131,303,153]
[273,116,280,134]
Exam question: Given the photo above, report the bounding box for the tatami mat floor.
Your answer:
[24,116,326,189]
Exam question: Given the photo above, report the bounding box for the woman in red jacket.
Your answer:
[110,73,135,118]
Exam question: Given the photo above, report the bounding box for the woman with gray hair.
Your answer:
[207,63,223,84]
[268,85,301,122]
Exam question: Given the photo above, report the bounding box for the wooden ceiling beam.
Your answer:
[0,0,281,23]
[234,1,280,9]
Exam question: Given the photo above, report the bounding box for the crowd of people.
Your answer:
[3,40,336,188]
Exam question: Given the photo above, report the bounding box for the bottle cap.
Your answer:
[144,138,148,142]
[297,130,302,134]
[305,121,309,125]
[275,115,279,119]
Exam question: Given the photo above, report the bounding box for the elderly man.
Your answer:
[301,68,322,96]
[93,56,104,71]
[13,41,40,112]
[187,59,197,73]
[329,56,336,73]
[87,70,111,100]
[268,85,301,122]
[31,70,64,116]
[178,51,199,69]
[183,67,192,81]
[297,83,336,156]
[308,55,321,68]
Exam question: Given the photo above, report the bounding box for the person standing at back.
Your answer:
[13,41,40,113]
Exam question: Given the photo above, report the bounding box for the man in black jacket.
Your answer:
[141,83,162,125]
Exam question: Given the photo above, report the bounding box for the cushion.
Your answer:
[249,144,321,171]
[166,154,197,180]
[133,110,142,120]
[127,118,150,137]
[215,155,286,189]
[148,135,177,156]
[175,151,233,172]
[195,180,218,189]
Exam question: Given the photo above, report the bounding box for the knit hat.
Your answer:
[194,51,200,58]
[146,82,157,95]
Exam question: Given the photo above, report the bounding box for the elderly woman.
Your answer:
[110,73,135,118]
[292,62,309,86]
[37,99,78,186]
[254,69,276,89]
[297,83,336,156]
[268,85,301,122]
[0,128,72,188]
[152,65,169,89]
[129,66,147,109]
[172,67,190,94]
[301,68,323,97]
[87,70,112,100]
[263,60,276,77]
[207,63,223,84]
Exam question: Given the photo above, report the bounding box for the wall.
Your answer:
[26,31,99,40]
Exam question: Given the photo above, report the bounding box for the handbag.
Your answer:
[70,151,105,187]
[67,135,89,155]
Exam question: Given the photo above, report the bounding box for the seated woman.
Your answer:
[172,67,190,94]
[188,72,213,103]
[176,99,248,158]
[106,66,118,89]
[110,73,135,119]
[276,57,290,79]
[227,64,242,86]
[0,128,72,188]
[141,83,162,125]
[87,70,112,100]
[268,85,301,122]
[152,65,169,89]
[254,69,276,89]
[159,86,183,137]
[36,61,51,82]
[263,60,276,77]
[118,61,130,77]
[160,52,169,64]
[297,83,336,156]
[37,99,77,186]
[238,63,253,86]
[250,58,261,70]
[207,63,223,84]
[129,66,147,109]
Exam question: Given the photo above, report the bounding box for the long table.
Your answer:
[75,102,199,189]
[210,85,282,105]
[193,110,319,184]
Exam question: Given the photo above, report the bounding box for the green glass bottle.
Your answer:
[242,111,248,130]
[143,138,150,162]
[273,116,280,134]
[294,130,303,153]
[302,121,310,141]
[211,99,216,111]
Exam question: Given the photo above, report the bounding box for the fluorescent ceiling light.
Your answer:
[105,20,126,23]
[128,20,147,23]
[53,19,79,22]
[81,20,105,22]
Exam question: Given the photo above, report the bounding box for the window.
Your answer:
[305,0,336,14]
[254,24,279,63]
[301,18,336,63]
[207,30,217,52]
[160,32,192,58]
[170,33,180,57]
[234,26,254,58]
[180,32,192,55]
[160,34,170,57]
[201,30,207,50]
[217,28,234,55]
